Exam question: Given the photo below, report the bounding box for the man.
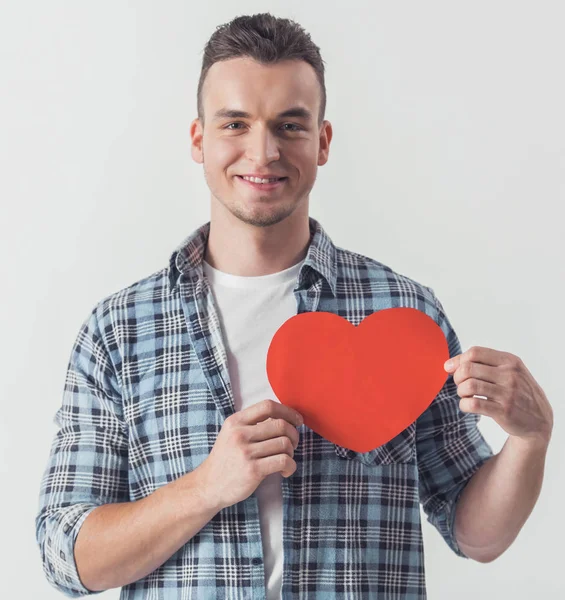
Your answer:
[36,12,553,600]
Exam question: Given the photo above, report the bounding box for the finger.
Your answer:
[250,436,295,460]
[457,378,499,401]
[249,418,300,449]
[258,453,297,478]
[452,361,499,386]
[459,396,504,419]
[457,346,512,368]
[239,399,303,428]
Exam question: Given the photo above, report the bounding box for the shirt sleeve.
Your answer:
[35,304,129,596]
[416,287,495,558]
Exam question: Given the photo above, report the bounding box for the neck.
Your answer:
[204,199,311,277]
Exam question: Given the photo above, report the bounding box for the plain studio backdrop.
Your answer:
[1,1,563,598]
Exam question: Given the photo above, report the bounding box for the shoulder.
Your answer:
[334,245,437,302]
[83,266,170,344]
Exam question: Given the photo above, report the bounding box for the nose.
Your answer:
[244,124,281,165]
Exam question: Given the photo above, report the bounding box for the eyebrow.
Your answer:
[212,106,313,122]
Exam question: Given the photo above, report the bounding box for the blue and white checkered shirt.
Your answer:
[36,216,494,599]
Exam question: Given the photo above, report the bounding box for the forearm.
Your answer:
[75,465,220,591]
[454,434,549,562]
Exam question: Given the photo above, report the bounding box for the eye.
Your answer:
[223,122,303,132]
[281,123,303,132]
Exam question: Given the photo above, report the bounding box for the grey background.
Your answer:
[1,1,563,597]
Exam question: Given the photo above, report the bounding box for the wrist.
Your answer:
[190,462,225,515]
[508,432,551,455]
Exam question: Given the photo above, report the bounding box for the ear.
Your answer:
[190,117,204,164]
[317,120,333,167]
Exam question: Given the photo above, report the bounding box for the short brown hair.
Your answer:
[197,13,326,126]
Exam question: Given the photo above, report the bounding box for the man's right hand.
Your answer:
[194,399,303,511]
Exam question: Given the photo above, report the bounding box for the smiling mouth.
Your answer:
[236,175,287,183]
[235,175,288,191]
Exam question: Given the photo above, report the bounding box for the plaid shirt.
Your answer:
[36,216,494,599]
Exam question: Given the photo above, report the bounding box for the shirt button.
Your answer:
[63,524,70,534]
[60,550,66,561]
[251,557,262,566]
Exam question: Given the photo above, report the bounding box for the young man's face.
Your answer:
[191,56,332,228]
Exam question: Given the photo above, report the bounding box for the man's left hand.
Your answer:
[444,346,554,445]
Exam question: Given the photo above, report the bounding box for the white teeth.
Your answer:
[242,176,280,184]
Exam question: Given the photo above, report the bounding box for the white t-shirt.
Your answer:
[202,257,304,600]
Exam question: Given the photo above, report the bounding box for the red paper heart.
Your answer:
[266,307,450,453]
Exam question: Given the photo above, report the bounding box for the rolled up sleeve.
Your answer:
[416,288,495,558]
[35,305,129,596]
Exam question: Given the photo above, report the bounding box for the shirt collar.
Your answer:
[167,216,337,297]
